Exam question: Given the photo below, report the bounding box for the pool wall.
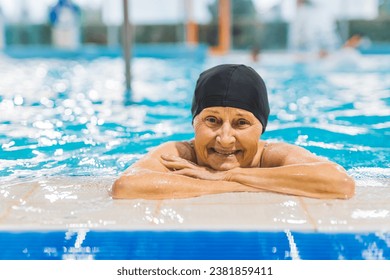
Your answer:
[0,176,389,260]
[2,44,208,60]
[1,230,389,260]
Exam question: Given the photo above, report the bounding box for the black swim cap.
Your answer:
[191,64,270,133]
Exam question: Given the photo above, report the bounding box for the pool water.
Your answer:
[1,53,389,179]
[0,56,201,179]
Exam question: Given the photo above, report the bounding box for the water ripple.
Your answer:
[0,55,388,178]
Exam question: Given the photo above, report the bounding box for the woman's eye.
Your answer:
[205,116,218,123]
[237,119,250,126]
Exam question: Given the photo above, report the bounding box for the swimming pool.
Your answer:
[0,50,389,260]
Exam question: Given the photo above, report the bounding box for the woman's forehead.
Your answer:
[200,106,256,117]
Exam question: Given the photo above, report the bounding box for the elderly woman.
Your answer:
[112,64,355,199]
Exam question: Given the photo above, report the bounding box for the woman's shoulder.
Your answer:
[152,140,195,161]
[177,140,196,161]
[260,141,293,150]
[259,141,325,167]
[259,140,296,167]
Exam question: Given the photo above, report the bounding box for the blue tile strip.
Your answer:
[0,231,388,260]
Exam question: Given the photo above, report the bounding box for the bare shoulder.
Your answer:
[146,141,194,160]
[127,140,195,172]
[261,141,328,167]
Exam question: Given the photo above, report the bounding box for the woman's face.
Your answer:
[193,106,263,171]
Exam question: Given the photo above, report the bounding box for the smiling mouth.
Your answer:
[209,148,241,156]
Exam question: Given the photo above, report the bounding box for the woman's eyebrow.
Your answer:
[235,112,251,117]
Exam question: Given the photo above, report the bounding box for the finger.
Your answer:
[161,159,189,170]
[161,155,197,169]
[160,154,182,162]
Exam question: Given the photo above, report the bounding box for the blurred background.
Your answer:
[0,0,389,54]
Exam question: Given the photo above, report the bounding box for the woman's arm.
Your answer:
[111,141,260,199]
[225,162,354,199]
[112,141,355,199]
[112,168,259,199]
[162,142,355,199]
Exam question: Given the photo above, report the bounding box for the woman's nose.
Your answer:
[216,122,235,147]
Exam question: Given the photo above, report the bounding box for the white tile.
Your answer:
[150,193,314,231]
[2,177,390,232]
[0,180,39,202]
[301,186,390,232]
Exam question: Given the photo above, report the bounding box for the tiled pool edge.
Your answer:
[0,176,389,233]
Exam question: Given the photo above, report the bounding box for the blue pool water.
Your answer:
[0,56,202,179]
[0,53,389,180]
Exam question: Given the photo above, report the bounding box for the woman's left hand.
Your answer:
[160,154,226,181]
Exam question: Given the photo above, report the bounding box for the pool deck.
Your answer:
[1,174,389,233]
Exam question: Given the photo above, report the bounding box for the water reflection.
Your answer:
[60,229,98,260]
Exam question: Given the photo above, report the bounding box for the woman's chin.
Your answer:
[209,162,240,171]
